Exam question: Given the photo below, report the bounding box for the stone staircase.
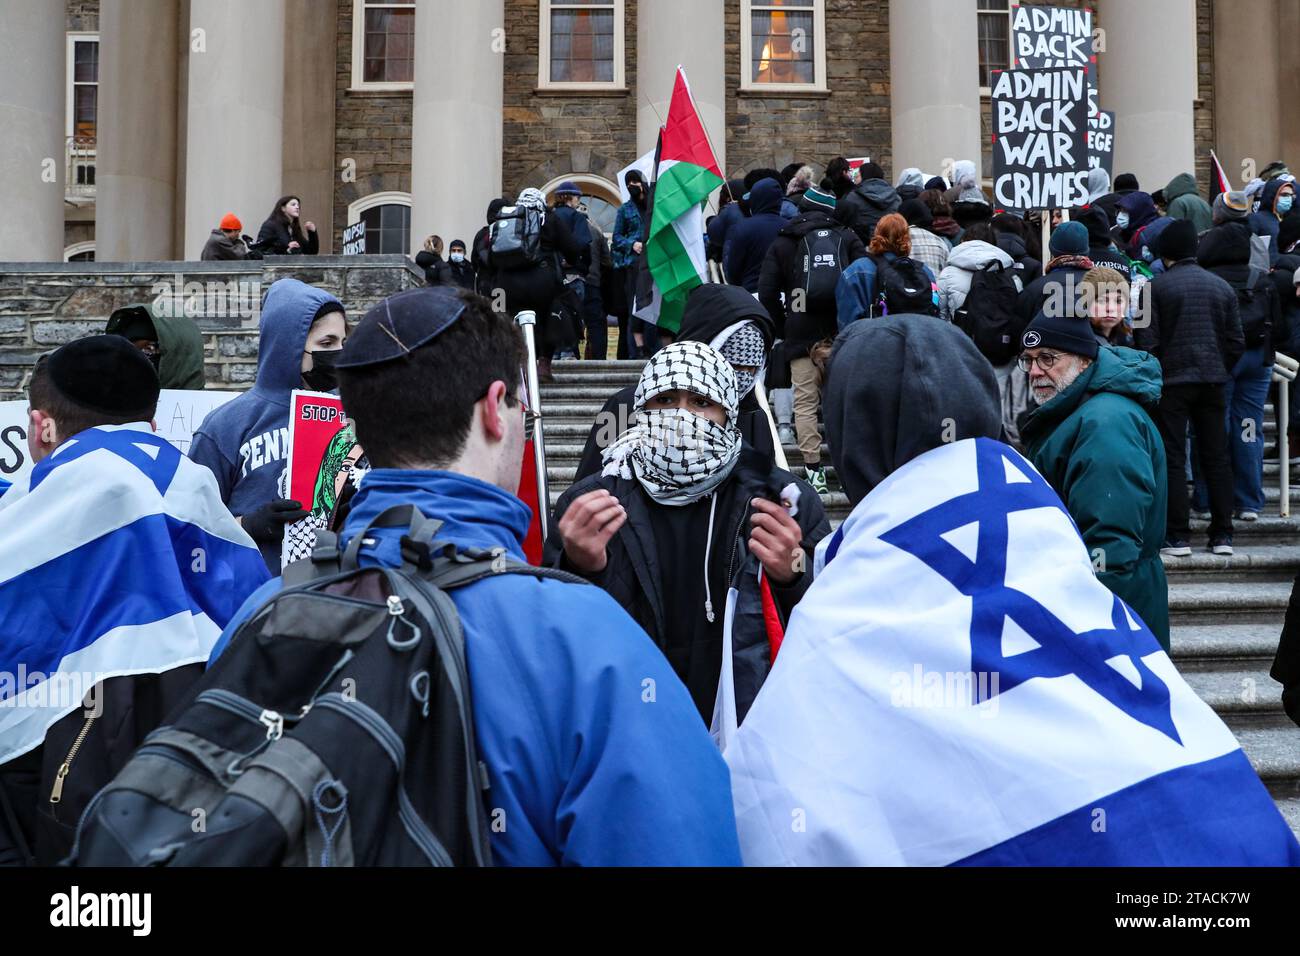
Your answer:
[540,359,1300,835]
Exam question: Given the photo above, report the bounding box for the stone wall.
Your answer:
[0,256,423,400]
[1195,0,1215,194]
[332,0,414,243]
[503,0,639,194]
[67,0,98,31]
[725,0,891,182]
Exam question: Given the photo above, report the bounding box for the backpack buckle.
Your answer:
[399,534,433,571]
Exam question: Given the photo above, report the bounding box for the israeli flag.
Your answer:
[726,438,1300,866]
[0,424,268,765]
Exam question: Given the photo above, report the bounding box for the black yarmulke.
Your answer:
[336,286,468,369]
[47,334,161,415]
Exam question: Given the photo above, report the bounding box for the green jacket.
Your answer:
[105,302,206,390]
[1164,173,1213,234]
[1020,346,1170,648]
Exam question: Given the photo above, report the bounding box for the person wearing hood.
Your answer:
[834,161,902,245]
[760,186,866,493]
[574,283,779,481]
[105,301,206,390]
[1193,199,1280,522]
[1017,221,1096,328]
[900,197,951,277]
[1114,190,1160,258]
[1075,205,1131,276]
[1092,171,1139,226]
[707,178,748,265]
[895,167,925,203]
[1018,312,1170,647]
[1247,176,1296,265]
[725,177,787,293]
[1085,167,1112,207]
[1164,172,1214,234]
[472,196,510,297]
[1136,219,1244,558]
[491,187,587,379]
[613,171,649,357]
[941,159,978,206]
[1268,218,1300,463]
[201,213,249,261]
[189,277,346,570]
[207,288,743,866]
[990,212,1042,282]
[547,341,830,726]
[937,221,1022,324]
[951,186,994,231]
[920,188,962,246]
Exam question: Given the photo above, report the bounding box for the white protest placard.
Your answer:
[991,67,1089,213]
[0,389,238,486]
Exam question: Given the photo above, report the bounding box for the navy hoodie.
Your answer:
[724,178,786,292]
[189,277,343,567]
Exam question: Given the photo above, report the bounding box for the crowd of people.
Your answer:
[4,153,1300,867]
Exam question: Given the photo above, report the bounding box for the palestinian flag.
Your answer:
[639,67,724,335]
[1209,150,1230,201]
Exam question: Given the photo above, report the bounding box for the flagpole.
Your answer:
[514,309,550,541]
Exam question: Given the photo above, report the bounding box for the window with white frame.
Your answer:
[348,192,411,255]
[741,1,825,91]
[351,0,415,90]
[539,0,625,89]
[66,33,99,192]
[977,0,1012,93]
[64,242,96,262]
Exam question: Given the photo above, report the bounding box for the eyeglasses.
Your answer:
[1017,351,1062,372]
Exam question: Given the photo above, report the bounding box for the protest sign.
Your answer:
[991,67,1089,212]
[846,157,872,183]
[282,390,366,567]
[1086,80,1115,177]
[342,220,366,255]
[1011,4,1093,69]
[0,389,238,486]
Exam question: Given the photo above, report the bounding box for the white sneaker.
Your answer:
[1235,510,1259,522]
[778,424,797,447]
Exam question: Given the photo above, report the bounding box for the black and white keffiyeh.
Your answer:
[601,341,742,505]
[711,320,767,398]
[517,187,547,219]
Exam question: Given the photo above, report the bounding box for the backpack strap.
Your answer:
[340,504,442,571]
[423,542,592,592]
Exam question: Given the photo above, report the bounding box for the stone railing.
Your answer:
[0,256,426,400]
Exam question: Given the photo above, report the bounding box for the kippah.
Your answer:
[46,334,160,415]
[336,287,468,369]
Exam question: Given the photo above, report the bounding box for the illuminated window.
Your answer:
[351,0,415,90]
[540,1,625,89]
[741,1,825,91]
[978,0,1012,92]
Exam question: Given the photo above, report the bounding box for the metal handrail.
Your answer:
[1273,353,1296,518]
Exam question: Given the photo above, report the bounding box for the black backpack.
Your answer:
[795,227,848,314]
[489,205,544,270]
[871,255,936,317]
[67,505,587,867]
[954,260,1021,364]
[1234,266,1274,350]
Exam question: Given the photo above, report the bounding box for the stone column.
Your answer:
[183,0,286,259]
[0,0,66,261]
[1098,0,1198,190]
[889,0,983,181]
[97,0,181,261]
[637,0,726,178]
[410,0,504,253]
[283,0,336,253]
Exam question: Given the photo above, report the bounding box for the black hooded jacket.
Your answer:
[546,446,830,724]
[574,284,779,481]
[824,315,1003,505]
[757,210,867,351]
[834,178,902,245]
[1197,221,1281,353]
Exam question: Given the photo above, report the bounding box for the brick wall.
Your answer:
[333,0,413,242]
[503,0,639,194]
[725,0,891,183]
[0,257,423,400]
[1195,0,1215,193]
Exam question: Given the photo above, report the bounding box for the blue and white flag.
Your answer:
[725,437,1300,866]
[0,424,268,765]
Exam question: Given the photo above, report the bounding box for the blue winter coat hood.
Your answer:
[747,177,784,216]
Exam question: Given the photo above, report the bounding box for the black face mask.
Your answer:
[302,348,341,392]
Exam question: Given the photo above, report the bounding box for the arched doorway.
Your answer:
[540,173,621,235]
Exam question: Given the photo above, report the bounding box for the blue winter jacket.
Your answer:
[208,468,743,867]
[1248,178,1291,266]
[188,277,343,568]
[835,251,937,331]
[611,200,644,270]
[725,178,786,292]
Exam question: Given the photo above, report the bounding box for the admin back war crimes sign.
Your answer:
[1011,4,1094,69]
[992,67,1089,213]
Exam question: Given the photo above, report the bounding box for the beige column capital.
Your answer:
[0,0,66,261]
[1097,0,1198,191]
[637,0,726,178]
[410,0,504,255]
[98,0,181,262]
[183,0,287,259]
[889,0,983,182]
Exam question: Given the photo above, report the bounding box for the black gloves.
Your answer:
[241,498,309,543]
